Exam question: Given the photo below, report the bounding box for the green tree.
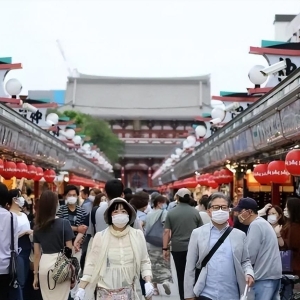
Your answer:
[51,110,123,163]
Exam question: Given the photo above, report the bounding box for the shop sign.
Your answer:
[264,55,300,87]
[13,107,49,127]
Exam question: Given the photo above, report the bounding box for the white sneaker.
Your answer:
[162,282,171,295]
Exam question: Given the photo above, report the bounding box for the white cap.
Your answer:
[175,188,191,198]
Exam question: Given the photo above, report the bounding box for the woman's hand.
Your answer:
[33,274,39,290]
[274,224,282,236]
[144,282,154,299]
[74,288,85,300]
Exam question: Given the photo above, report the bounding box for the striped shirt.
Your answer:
[56,205,87,237]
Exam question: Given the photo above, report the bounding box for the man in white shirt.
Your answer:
[0,183,18,300]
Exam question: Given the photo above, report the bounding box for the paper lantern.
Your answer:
[16,162,28,179]
[253,164,270,184]
[213,170,223,184]
[0,159,4,175]
[219,169,233,184]
[201,173,211,186]
[195,125,207,138]
[2,161,17,179]
[27,165,37,180]
[268,161,289,184]
[285,149,300,176]
[207,176,219,189]
[33,167,44,181]
[43,169,56,183]
[5,78,22,96]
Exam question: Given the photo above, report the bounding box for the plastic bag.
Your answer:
[240,284,249,300]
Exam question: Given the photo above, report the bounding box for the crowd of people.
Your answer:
[0,179,299,300]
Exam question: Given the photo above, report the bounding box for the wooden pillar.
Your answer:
[34,180,39,199]
[271,183,280,206]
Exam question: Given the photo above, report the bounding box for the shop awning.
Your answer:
[69,174,105,188]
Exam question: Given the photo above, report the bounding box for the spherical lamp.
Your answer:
[64,129,75,140]
[43,169,56,183]
[195,125,207,138]
[268,161,289,184]
[253,164,270,185]
[183,140,190,149]
[72,135,82,145]
[16,162,28,179]
[33,167,44,181]
[187,135,196,146]
[285,149,300,176]
[248,65,267,86]
[46,113,59,126]
[211,108,226,121]
[0,159,4,175]
[5,79,22,96]
[2,161,17,179]
[175,148,183,156]
[27,164,37,180]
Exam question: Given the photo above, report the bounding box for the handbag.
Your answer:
[96,285,135,300]
[280,250,293,273]
[195,227,233,283]
[145,211,164,247]
[9,213,18,288]
[47,220,72,290]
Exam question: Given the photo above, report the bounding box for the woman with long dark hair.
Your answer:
[32,191,74,300]
[276,197,300,276]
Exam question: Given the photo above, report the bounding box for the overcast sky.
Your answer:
[1,0,300,97]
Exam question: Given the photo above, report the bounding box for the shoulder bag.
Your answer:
[9,212,18,288]
[280,226,293,273]
[48,219,72,290]
[145,211,164,247]
[195,226,233,283]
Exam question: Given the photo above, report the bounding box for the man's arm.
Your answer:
[246,223,262,266]
[240,232,254,279]
[184,229,199,299]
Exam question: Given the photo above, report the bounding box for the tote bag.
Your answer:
[145,211,164,247]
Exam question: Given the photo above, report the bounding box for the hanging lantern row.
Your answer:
[197,169,233,188]
[0,159,56,182]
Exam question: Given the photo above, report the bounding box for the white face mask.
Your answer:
[15,196,25,208]
[112,214,129,228]
[89,195,95,202]
[66,196,77,205]
[211,209,229,225]
[267,214,278,224]
[284,208,290,218]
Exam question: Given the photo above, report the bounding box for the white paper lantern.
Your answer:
[248,65,267,85]
[91,150,97,158]
[175,148,183,156]
[64,129,75,140]
[183,140,191,149]
[5,79,22,96]
[72,135,82,145]
[195,125,207,138]
[211,108,226,121]
[82,143,91,151]
[46,113,59,126]
[187,135,196,146]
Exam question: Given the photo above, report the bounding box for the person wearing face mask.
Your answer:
[184,193,254,300]
[75,198,154,300]
[266,205,285,229]
[145,195,172,296]
[8,189,33,300]
[232,197,282,300]
[57,185,87,240]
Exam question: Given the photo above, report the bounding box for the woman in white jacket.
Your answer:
[75,198,154,300]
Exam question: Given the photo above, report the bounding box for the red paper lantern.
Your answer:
[33,167,44,181]
[43,169,56,183]
[0,159,4,175]
[16,162,28,179]
[213,170,222,184]
[285,149,300,176]
[268,161,290,184]
[202,173,210,186]
[253,164,270,185]
[2,161,17,179]
[27,165,37,180]
[207,176,219,189]
[219,169,233,184]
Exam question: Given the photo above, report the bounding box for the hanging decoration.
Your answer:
[33,167,44,181]
[27,165,37,180]
[253,164,270,184]
[219,169,233,184]
[268,161,290,184]
[2,161,17,180]
[43,169,56,183]
[213,170,223,184]
[0,159,4,175]
[16,162,28,179]
[285,149,300,176]
[207,176,219,189]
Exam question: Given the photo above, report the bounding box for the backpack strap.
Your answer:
[91,206,99,236]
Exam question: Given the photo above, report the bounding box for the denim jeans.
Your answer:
[17,249,31,289]
[250,279,281,300]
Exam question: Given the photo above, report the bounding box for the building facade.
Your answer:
[63,74,211,189]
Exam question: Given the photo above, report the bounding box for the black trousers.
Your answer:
[171,250,187,300]
[0,274,10,300]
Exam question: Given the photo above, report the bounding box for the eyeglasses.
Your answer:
[210,205,229,211]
